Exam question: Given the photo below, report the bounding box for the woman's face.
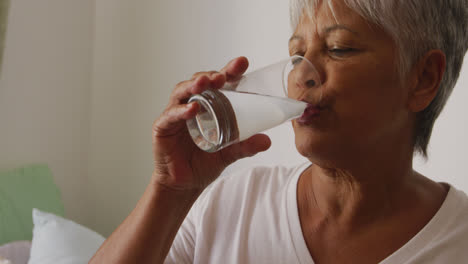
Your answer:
[289,1,412,165]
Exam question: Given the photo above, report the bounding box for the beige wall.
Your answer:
[0,0,94,225]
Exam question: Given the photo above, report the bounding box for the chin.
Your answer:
[294,137,346,169]
[292,121,345,167]
[294,126,328,160]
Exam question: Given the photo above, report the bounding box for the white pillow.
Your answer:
[0,257,12,264]
[28,209,105,264]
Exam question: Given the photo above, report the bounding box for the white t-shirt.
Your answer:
[165,162,468,264]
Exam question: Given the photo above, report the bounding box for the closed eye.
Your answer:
[328,47,356,58]
[291,56,303,65]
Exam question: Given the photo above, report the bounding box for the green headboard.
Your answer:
[0,164,64,245]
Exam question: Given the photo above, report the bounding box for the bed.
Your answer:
[0,164,105,264]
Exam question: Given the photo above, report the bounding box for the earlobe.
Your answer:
[407,50,446,112]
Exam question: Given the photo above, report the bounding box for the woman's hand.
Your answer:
[151,57,271,192]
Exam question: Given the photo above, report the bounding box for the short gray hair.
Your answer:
[290,0,468,157]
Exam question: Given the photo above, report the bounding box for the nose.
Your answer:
[288,56,321,92]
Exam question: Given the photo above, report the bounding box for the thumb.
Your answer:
[219,134,272,166]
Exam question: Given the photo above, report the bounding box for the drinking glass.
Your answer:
[186,55,322,152]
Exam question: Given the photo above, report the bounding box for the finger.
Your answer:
[220,56,249,82]
[191,71,218,80]
[169,74,226,105]
[169,57,248,106]
[153,102,200,138]
[169,75,209,105]
[219,134,271,166]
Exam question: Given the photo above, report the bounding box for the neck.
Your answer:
[298,143,416,231]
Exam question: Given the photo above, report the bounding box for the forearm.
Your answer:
[89,180,201,264]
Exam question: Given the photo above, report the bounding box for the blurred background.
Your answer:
[0,0,467,237]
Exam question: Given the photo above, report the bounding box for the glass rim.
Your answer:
[282,55,320,97]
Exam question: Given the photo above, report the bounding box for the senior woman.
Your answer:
[91,0,468,263]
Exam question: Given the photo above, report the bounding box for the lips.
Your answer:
[297,103,322,125]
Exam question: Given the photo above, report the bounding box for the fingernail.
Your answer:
[197,75,209,85]
[209,72,219,79]
[187,102,197,108]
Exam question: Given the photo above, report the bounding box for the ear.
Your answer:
[407,50,446,112]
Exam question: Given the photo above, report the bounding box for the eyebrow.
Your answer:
[289,35,304,43]
[289,24,358,43]
[324,24,358,35]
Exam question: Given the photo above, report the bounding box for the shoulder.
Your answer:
[213,164,300,196]
[426,186,468,255]
[188,162,308,224]
[436,186,468,235]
